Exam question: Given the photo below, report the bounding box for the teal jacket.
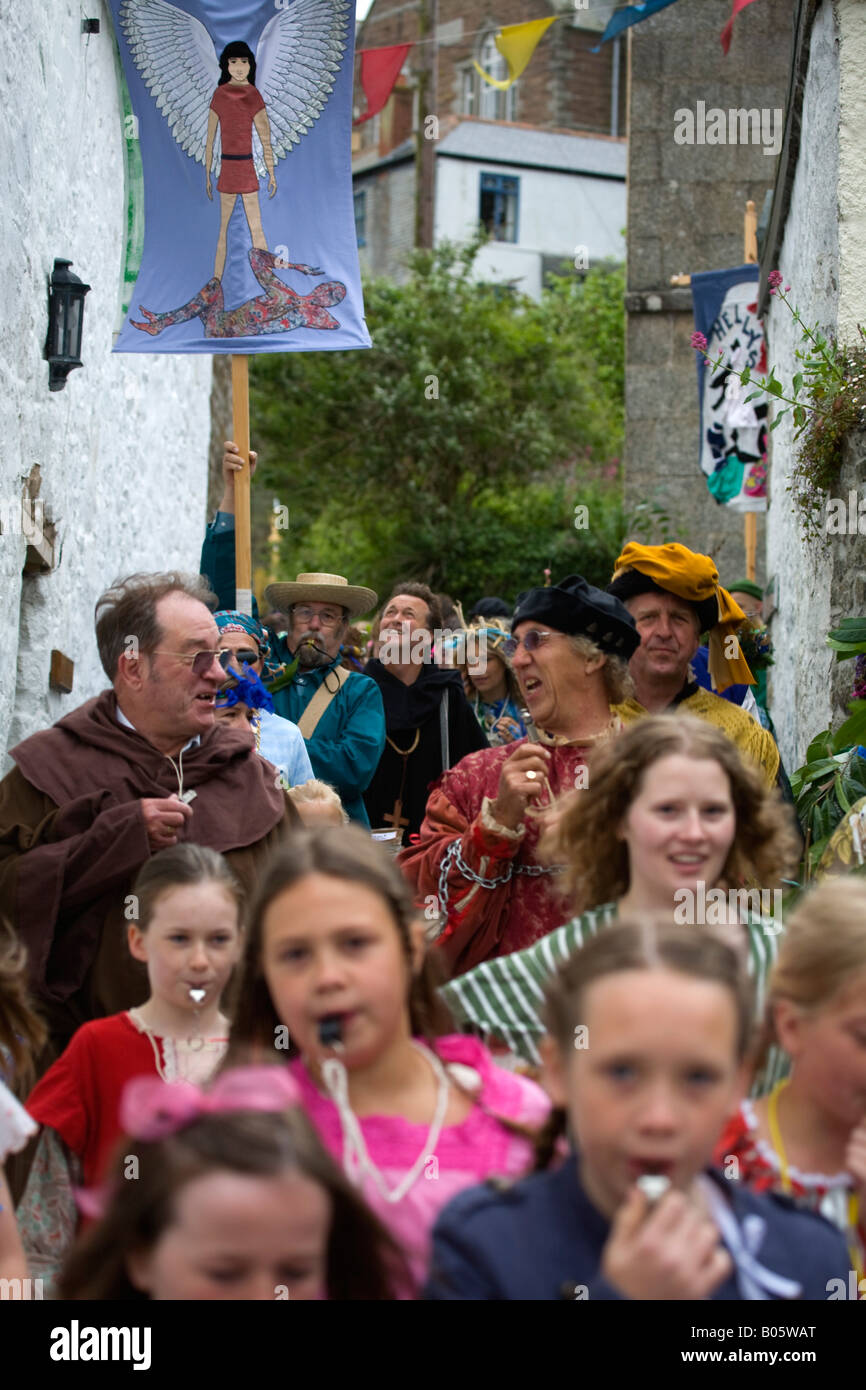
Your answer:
[200,519,385,825]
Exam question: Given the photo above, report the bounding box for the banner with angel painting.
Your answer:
[107,0,369,353]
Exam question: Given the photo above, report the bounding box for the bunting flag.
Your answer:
[107,0,370,354]
[592,0,683,50]
[721,0,761,54]
[473,17,556,90]
[355,43,411,124]
[691,265,768,513]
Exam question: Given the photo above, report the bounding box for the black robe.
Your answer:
[363,661,488,845]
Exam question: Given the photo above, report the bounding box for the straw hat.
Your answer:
[265,572,377,619]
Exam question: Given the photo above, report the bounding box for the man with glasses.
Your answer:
[200,443,385,823]
[0,572,299,1057]
[399,576,639,975]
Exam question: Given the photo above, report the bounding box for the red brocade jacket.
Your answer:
[398,740,593,976]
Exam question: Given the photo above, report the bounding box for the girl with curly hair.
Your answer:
[441,714,800,1093]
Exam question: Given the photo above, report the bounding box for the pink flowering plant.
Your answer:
[691,271,866,540]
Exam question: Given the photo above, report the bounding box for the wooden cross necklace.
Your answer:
[383,727,420,832]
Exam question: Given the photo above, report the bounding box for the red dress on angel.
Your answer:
[210,83,266,194]
[398,736,604,976]
[714,1100,866,1293]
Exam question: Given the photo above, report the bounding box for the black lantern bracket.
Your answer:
[45,259,91,392]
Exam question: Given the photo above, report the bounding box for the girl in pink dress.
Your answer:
[228,825,551,1292]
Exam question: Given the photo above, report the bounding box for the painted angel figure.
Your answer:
[120,0,348,280]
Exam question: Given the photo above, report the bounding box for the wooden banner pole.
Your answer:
[231,354,253,616]
[743,200,759,581]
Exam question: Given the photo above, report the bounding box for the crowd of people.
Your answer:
[0,440,864,1303]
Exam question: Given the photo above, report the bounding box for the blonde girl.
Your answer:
[714,874,866,1291]
[427,919,849,1300]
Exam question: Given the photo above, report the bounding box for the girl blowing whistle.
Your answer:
[227,825,551,1293]
[425,920,849,1300]
[20,846,242,1289]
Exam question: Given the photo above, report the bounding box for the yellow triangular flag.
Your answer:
[473,17,557,91]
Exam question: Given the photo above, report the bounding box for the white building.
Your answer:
[354,116,626,295]
[434,120,626,298]
[0,4,213,764]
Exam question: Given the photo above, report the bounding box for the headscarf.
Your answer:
[214,609,280,679]
[215,664,275,713]
[608,542,753,692]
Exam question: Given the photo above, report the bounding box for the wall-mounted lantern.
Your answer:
[45,259,90,392]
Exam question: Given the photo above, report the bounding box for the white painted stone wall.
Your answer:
[0,1,212,767]
[765,0,866,770]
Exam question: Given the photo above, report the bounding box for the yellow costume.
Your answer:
[615,692,780,787]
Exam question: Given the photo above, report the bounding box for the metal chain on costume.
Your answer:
[435,837,561,934]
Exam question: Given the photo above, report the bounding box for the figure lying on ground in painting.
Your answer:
[131,248,346,339]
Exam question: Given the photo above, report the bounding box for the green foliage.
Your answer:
[787,331,866,543]
[826,616,866,661]
[787,617,866,878]
[695,279,866,542]
[250,240,626,604]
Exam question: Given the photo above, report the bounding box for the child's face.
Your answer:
[260,872,415,1067]
[128,883,242,1013]
[215,702,256,745]
[620,755,736,900]
[777,973,866,1127]
[544,968,744,1219]
[466,652,505,696]
[127,1169,330,1300]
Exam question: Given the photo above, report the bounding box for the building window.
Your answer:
[354,189,367,247]
[459,32,516,121]
[480,173,519,243]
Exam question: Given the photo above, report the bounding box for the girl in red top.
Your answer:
[714,875,866,1297]
[20,844,243,1290]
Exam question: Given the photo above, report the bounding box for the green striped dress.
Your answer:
[440,904,788,1096]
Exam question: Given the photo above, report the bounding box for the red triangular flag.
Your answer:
[721,0,760,55]
[355,44,411,125]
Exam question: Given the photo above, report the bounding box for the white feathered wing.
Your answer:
[118,0,349,180]
[119,0,221,170]
[252,0,349,177]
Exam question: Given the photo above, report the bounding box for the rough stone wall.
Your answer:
[0,3,212,765]
[625,0,795,582]
[765,0,866,769]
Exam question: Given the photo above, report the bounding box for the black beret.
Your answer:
[511,574,640,659]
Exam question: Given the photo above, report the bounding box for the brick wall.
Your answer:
[356,0,624,139]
